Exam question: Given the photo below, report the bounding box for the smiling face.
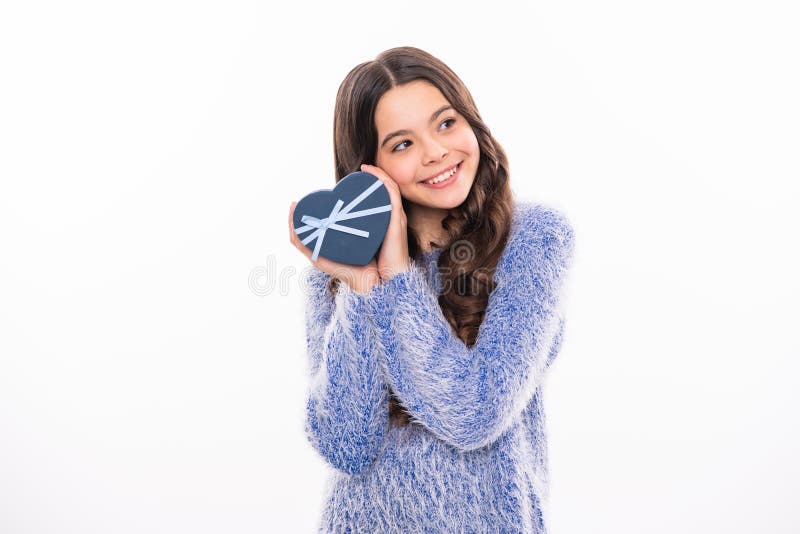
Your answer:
[374,80,480,225]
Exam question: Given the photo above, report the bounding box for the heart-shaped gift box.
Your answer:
[293,171,392,266]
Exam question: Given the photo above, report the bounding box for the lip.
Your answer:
[420,162,461,189]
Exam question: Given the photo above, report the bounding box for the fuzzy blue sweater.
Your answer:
[301,201,575,533]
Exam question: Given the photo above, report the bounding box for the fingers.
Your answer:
[361,163,402,208]
[288,201,312,261]
[288,201,298,244]
[360,163,395,189]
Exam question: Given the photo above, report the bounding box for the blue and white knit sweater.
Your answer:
[302,201,575,533]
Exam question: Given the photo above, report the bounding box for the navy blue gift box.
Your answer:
[293,171,392,266]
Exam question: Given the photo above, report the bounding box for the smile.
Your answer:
[421,162,461,188]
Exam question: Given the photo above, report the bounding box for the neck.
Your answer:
[406,203,449,253]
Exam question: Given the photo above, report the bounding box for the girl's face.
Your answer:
[374,80,480,213]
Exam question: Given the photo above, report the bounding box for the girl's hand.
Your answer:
[360,164,411,281]
[288,201,381,294]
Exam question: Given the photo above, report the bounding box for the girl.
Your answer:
[288,46,574,533]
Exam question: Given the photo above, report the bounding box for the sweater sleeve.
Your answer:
[301,267,389,475]
[365,205,575,452]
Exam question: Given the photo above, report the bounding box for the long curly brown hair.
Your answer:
[329,46,514,427]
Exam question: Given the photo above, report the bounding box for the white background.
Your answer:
[1,1,798,532]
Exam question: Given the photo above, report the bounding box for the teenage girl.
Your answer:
[288,46,574,533]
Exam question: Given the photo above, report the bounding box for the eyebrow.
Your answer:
[379,104,454,149]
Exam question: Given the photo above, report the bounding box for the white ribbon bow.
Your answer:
[294,179,391,262]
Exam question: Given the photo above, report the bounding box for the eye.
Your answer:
[391,140,411,153]
[439,117,456,130]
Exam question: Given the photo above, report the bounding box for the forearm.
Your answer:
[303,268,389,474]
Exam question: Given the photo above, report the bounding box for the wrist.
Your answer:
[349,274,381,294]
[379,261,412,282]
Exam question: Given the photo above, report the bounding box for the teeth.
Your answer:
[424,165,457,185]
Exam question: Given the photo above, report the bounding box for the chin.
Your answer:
[417,188,472,211]
[440,191,471,209]
[442,177,475,208]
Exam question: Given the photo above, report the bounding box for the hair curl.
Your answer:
[329,46,514,427]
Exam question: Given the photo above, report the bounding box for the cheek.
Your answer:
[385,160,418,188]
[455,128,480,156]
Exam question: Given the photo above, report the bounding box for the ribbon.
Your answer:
[294,179,392,261]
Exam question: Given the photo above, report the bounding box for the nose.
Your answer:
[421,136,449,165]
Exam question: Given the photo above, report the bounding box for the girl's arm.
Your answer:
[366,204,575,451]
[301,267,389,475]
